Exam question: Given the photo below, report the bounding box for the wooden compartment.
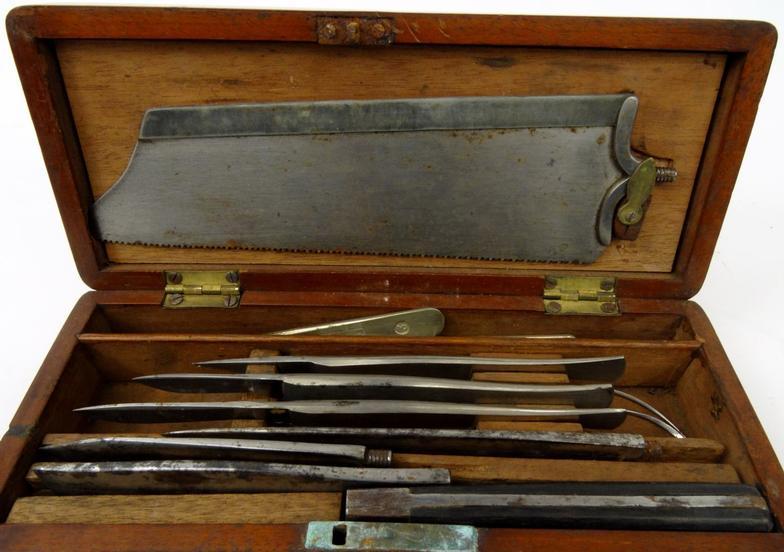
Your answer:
[1,292,782,550]
[2,5,782,551]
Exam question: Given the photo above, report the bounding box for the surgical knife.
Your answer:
[165,427,672,461]
[344,483,773,532]
[41,436,392,466]
[30,460,449,494]
[133,373,614,408]
[196,355,625,383]
[77,399,649,431]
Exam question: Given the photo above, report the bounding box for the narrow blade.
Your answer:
[75,399,627,429]
[167,427,647,461]
[195,355,626,383]
[271,308,445,337]
[31,460,449,494]
[41,436,376,465]
[134,373,614,408]
[345,483,773,532]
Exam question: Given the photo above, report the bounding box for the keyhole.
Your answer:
[332,524,347,546]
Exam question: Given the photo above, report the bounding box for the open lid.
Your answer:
[6,6,776,300]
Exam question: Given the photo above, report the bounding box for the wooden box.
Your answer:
[2,5,782,551]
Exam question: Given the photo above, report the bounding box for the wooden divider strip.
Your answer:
[7,493,341,524]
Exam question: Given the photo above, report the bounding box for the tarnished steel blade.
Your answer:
[195,355,626,383]
[134,373,614,408]
[271,308,445,336]
[31,461,449,494]
[41,436,382,465]
[345,483,774,532]
[91,95,641,263]
[166,427,647,461]
[75,399,628,428]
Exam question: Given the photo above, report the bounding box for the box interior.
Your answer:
[2,300,776,531]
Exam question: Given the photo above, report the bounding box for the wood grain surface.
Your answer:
[6,493,341,524]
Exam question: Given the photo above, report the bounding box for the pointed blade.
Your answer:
[166,427,647,461]
[134,373,614,408]
[195,355,625,383]
[75,399,627,429]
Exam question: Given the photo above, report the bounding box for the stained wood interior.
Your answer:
[3,299,772,529]
[56,40,726,274]
[83,304,695,339]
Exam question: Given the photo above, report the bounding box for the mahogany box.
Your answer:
[1,5,782,551]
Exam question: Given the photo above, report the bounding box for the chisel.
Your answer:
[195,355,625,382]
[30,460,449,494]
[344,483,773,532]
[133,373,614,408]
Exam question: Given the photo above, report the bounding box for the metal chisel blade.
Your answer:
[91,95,642,263]
[31,460,449,494]
[195,355,625,383]
[345,483,774,532]
[75,400,628,429]
[41,436,390,466]
[134,373,614,408]
[166,427,647,461]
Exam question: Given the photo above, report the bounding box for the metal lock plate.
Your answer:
[305,521,478,551]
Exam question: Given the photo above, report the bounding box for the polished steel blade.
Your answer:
[92,95,642,263]
[41,436,387,465]
[75,400,628,428]
[195,355,625,383]
[271,308,445,337]
[134,373,614,408]
[166,427,647,460]
[31,460,449,494]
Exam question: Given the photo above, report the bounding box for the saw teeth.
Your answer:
[103,240,586,264]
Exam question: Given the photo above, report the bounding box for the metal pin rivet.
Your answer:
[394,322,410,335]
[370,22,387,38]
[545,301,562,314]
[168,272,183,284]
[226,271,239,283]
[600,279,614,291]
[169,293,184,306]
[323,23,337,38]
[224,295,240,308]
[544,276,558,289]
[600,302,617,313]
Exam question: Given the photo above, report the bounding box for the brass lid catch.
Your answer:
[163,270,241,308]
[543,275,618,315]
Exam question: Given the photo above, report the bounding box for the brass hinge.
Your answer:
[543,275,619,315]
[163,270,241,309]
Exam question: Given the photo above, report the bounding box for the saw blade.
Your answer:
[92,95,643,262]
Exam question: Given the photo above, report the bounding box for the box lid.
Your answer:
[6,6,776,300]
